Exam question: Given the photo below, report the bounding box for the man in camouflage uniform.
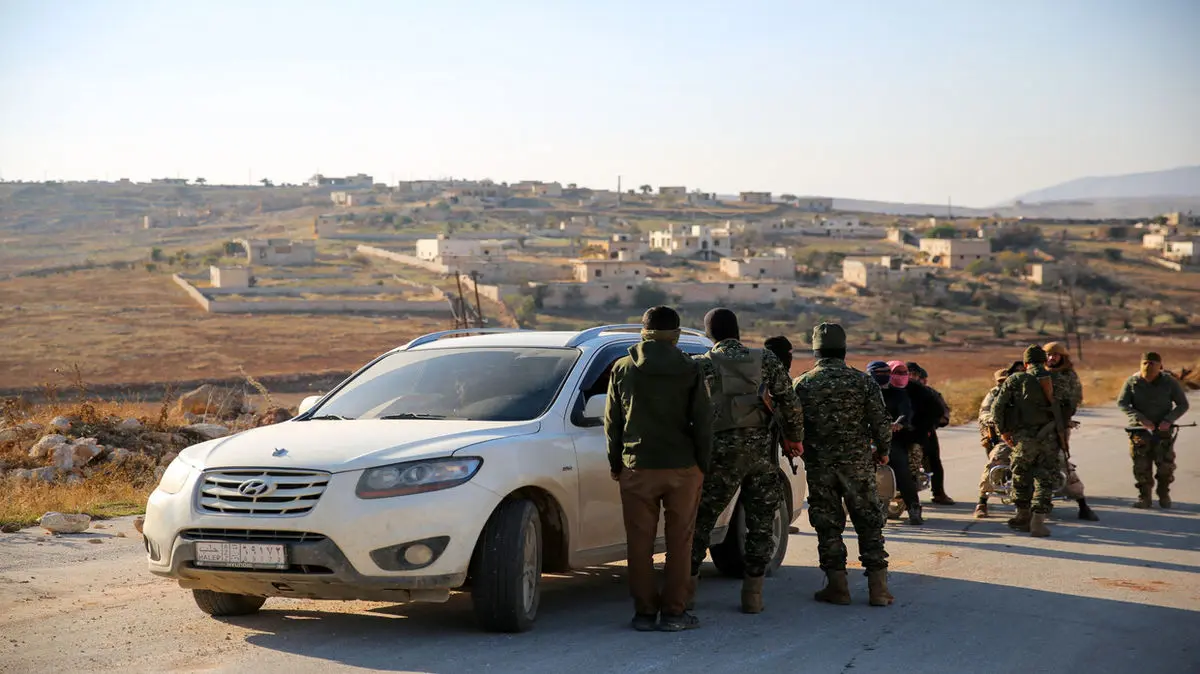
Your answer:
[1044,342,1097,521]
[991,345,1058,537]
[690,310,803,614]
[1117,352,1190,508]
[793,323,894,607]
[974,368,1011,518]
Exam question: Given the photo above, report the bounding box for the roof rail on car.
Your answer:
[400,328,524,351]
[565,324,707,348]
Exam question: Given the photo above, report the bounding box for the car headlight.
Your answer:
[356,457,483,499]
[156,458,193,495]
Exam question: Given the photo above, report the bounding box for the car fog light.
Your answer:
[404,544,434,566]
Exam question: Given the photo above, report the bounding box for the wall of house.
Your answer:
[721,257,795,279]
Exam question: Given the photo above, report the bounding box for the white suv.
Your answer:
[144,325,807,632]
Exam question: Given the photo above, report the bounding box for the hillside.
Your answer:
[1008,165,1200,205]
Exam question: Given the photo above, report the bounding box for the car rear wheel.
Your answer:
[709,481,791,579]
[470,499,542,633]
[191,589,266,617]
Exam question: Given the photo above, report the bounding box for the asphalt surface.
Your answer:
[1,402,1198,674]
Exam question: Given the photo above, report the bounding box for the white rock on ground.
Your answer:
[48,416,73,431]
[39,512,91,534]
[118,418,143,430]
[29,434,68,460]
[184,423,231,440]
[70,438,103,467]
[107,448,133,463]
[8,467,57,482]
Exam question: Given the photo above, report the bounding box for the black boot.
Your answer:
[907,502,924,525]
[1077,499,1099,521]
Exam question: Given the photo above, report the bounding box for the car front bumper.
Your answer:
[144,467,500,601]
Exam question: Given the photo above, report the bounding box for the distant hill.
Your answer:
[1007,165,1200,205]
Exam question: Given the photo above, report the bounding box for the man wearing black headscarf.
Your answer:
[906,362,955,505]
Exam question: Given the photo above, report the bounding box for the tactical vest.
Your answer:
[700,349,769,433]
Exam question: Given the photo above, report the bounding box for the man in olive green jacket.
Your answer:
[605,305,712,632]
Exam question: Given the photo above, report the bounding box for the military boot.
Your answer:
[813,570,851,605]
[1133,490,1152,509]
[907,502,924,525]
[1030,512,1051,537]
[1158,491,1172,509]
[1007,504,1032,531]
[1077,499,1099,521]
[684,574,698,611]
[867,569,894,607]
[741,575,765,614]
[973,503,989,518]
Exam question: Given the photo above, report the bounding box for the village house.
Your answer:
[687,190,719,206]
[649,224,733,260]
[719,254,795,280]
[919,237,994,269]
[1164,239,1199,264]
[150,178,189,185]
[313,215,341,238]
[802,215,886,239]
[513,181,563,198]
[789,196,834,212]
[236,239,317,266]
[307,173,374,188]
[395,180,446,196]
[330,191,375,207]
[584,233,647,260]
[573,259,650,283]
[659,186,687,199]
[842,256,935,289]
[1164,212,1197,230]
[1142,232,1177,250]
[739,191,773,205]
[415,236,504,262]
[209,266,251,289]
[444,182,510,200]
[1025,262,1062,286]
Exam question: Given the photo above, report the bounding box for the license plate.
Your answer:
[194,542,288,570]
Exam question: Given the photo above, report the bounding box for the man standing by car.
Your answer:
[605,306,712,632]
[793,323,894,607]
[690,310,803,615]
[1117,352,1190,509]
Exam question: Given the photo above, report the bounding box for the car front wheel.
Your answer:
[192,589,266,617]
[709,483,791,578]
[470,499,542,633]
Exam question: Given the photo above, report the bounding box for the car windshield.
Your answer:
[309,347,580,422]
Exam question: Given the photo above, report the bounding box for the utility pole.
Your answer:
[617,175,622,207]
[470,270,484,328]
[453,273,468,328]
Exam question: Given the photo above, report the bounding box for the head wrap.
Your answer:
[703,308,739,342]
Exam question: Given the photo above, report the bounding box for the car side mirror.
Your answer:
[582,394,607,426]
[298,395,322,416]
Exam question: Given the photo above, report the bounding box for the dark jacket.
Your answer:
[880,385,914,449]
[605,340,713,474]
[899,381,939,446]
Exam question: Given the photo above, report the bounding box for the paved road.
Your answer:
[2,403,1198,673]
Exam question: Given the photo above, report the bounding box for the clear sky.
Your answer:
[1,0,1197,206]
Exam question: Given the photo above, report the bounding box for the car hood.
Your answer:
[179,419,541,473]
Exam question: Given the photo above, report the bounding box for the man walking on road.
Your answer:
[605,306,712,632]
[690,310,804,614]
[1117,352,1190,509]
[991,345,1058,537]
[793,323,894,607]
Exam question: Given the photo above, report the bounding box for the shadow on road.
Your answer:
[229,566,1199,673]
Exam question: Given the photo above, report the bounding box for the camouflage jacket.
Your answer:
[695,339,804,444]
[991,370,1056,440]
[1117,372,1190,427]
[978,385,1002,426]
[1047,366,1083,419]
[792,357,890,467]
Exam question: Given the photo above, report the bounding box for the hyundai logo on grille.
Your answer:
[237,479,274,497]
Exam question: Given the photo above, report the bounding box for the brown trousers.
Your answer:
[618,466,704,616]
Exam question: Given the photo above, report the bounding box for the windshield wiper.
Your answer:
[305,414,353,421]
[378,413,448,420]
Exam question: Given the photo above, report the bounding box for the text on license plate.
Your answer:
[194,542,288,569]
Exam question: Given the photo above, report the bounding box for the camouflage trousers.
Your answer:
[1011,436,1059,514]
[980,423,1000,456]
[804,462,888,573]
[691,429,780,576]
[978,442,1013,499]
[1129,431,1176,496]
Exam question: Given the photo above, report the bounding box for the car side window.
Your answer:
[571,342,634,426]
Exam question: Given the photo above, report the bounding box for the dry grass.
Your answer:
[0,470,154,530]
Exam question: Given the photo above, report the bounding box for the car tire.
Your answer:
[470,499,542,633]
[191,589,266,617]
[709,480,791,579]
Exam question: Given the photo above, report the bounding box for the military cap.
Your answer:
[1142,352,1162,363]
[1043,342,1069,357]
[812,323,847,350]
[1023,345,1047,364]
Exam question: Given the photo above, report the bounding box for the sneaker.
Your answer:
[658,612,700,632]
[973,503,989,518]
[631,613,658,632]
